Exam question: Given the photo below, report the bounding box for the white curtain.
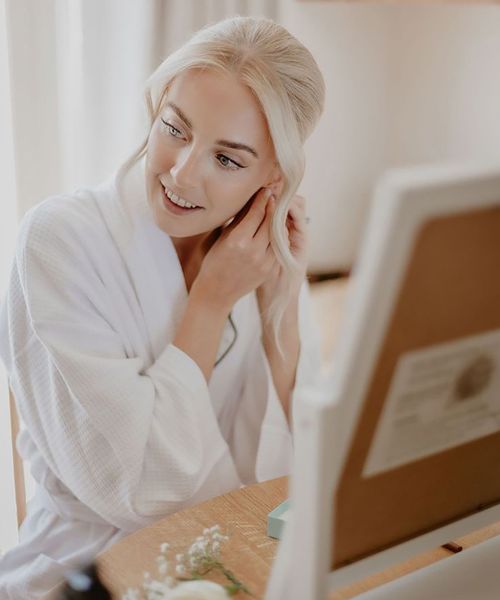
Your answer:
[6,0,279,216]
[1,0,278,553]
[0,0,20,555]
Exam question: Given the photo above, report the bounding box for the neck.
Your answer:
[171,228,223,293]
[171,228,221,266]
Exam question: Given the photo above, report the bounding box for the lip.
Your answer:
[161,186,204,215]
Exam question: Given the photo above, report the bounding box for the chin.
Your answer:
[152,207,215,239]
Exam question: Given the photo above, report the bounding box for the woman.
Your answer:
[0,15,325,599]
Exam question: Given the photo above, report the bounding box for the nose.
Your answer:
[170,146,202,190]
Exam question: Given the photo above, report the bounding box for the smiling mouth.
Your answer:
[163,186,202,209]
[161,186,204,215]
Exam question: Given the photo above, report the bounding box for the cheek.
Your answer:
[146,132,172,174]
[229,174,264,204]
[213,179,261,218]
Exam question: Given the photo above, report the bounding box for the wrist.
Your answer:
[257,283,301,316]
[190,279,233,318]
[173,285,231,383]
[261,297,299,345]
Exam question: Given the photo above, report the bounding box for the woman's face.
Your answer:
[145,68,280,238]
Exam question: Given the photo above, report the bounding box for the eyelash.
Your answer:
[160,118,244,171]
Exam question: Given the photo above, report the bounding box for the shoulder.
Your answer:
[16,181,114,264]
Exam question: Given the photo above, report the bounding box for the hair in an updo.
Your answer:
[120,15,325,351]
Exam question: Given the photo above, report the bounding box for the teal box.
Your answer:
[267,499,291,539]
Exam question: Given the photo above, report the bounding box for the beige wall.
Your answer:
[279,1,500,273]
[387,5,500,166]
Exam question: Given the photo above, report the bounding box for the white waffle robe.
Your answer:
[0,163,322,599]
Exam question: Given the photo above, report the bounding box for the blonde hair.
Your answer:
[120,16,325,351]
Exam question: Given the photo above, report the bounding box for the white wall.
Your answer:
[280,1,500,273]
[387,5,500,166]
[280,1,394,272]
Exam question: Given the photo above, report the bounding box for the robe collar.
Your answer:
[107,159,236,366]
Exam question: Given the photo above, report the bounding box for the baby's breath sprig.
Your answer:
[174,526,255,597]
[122,525,256,600]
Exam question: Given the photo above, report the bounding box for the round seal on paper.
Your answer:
[453,354,495,401]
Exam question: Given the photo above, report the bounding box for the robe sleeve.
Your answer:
[229,281,324,484]
[0,200,237,531]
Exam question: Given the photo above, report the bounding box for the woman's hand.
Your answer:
[193,187,278,313]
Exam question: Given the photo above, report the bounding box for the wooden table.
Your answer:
[98,478,286,599]
[87,476,500,599]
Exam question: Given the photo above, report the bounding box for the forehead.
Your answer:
[165,68,272,150]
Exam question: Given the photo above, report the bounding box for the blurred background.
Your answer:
[2,0,500,553]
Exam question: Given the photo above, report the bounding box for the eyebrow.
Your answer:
[166,101,260,159]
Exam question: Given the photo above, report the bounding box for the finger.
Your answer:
[227,189,260,230]
[260,245,278,278]
[287,196,306,218]
[287,202,307,233]
[264,242,277,264]
[234,188,272,238]
[286,214,305,236]
[254,195,275,243]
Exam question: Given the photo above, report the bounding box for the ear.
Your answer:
[265,166,285,199]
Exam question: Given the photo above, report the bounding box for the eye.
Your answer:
[216,154,243,171]
[160,118,183,138]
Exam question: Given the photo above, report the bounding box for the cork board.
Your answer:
[332,204,500,568]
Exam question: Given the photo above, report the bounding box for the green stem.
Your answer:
[185,557,258,598]
[213,561,258,598]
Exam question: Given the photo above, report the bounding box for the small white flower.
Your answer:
[175,553,185,563]
[160,542,170,553]
[189,556,199,569]
[166,580,229,599]
[175,564,186,576]
[193,540,208,553]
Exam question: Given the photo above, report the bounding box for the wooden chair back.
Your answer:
[9,388,26,527]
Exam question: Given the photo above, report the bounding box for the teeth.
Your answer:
[166,189,198,209]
